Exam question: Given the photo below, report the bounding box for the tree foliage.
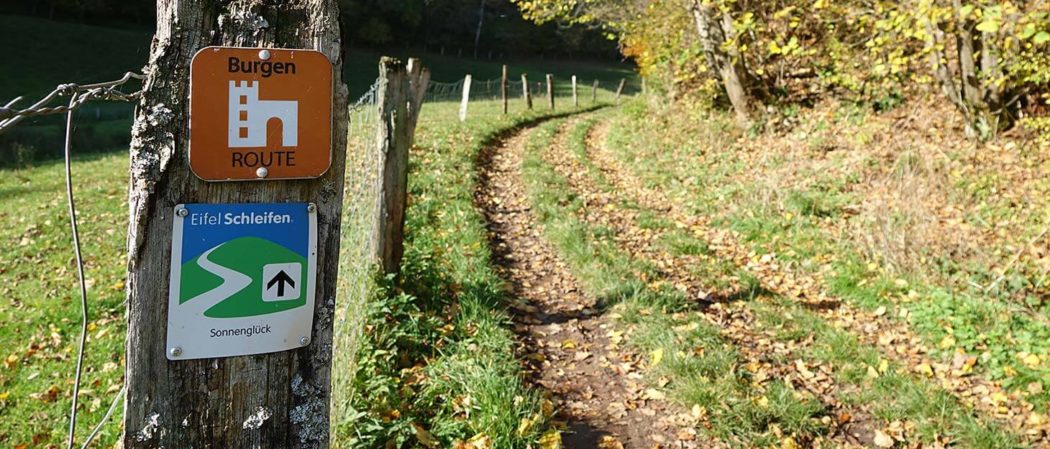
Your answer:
[513,0,1050,137]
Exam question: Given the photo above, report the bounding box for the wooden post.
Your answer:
[459,74,472,122]
[592,80,599,103]
[521,73,532,110]
[546,74,555,110]
[572,75,578,108]
[615,78,626,103]
[501,64,508,115]
[374,58,430,275]
[123,2,348,448]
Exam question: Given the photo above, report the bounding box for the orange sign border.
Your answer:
[188,46,334,182]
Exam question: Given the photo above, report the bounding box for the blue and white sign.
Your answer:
[167,202,317,360]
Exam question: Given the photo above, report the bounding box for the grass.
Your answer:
[0,153,128,446]
[603,97,1050,415]
[522,109,1026,447]
[517,115,842,446]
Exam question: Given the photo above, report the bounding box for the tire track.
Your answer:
[476,119,703,449]
[583,116,1049,447]
[536,116,876,448]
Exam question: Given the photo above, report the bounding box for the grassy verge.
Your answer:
[527,112,1022,447]
[331,101,613,447]
[604,98,1050,412]
[520,116,839,446]
[0,153,128,446]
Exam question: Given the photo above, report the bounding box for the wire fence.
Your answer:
[332,79,381,419]
[0,72,144,449]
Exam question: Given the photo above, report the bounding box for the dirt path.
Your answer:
[476,121,704,449]
[539,118,877,448]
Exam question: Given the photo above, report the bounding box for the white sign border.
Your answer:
[166,202,317,360]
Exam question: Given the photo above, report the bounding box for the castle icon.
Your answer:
[228,80,298,148]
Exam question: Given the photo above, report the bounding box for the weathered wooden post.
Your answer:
[615,78,627,103]
[521,74,533,110]
[124,2,348,448]
[546,74,555,110]
[501,65,509,114]
[374,58,430,275]
[592,80,599,103]
[460,74,472,122]
[572,75,579,108]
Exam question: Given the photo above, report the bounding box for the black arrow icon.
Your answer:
[266,270,296,297]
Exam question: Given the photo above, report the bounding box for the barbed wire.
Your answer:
[0,72,144,134]
[0,72,144,449]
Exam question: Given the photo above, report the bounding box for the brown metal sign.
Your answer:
[189,47,333,181]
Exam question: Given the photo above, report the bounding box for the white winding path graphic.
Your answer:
[182,243,252,317]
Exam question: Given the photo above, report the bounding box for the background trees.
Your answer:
[0,0,619,60]
[515,0,1050,138]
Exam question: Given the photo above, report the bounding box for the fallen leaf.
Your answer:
[538,430,562,449]
[650,348,663,367]
[643,388,666,400]
[1022,353,1041,368]
[597,435,624,449]
[873,429,895,448]
[915,363,933,377]
[411,422,440,448]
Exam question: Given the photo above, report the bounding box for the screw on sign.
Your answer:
[189,47,333,181]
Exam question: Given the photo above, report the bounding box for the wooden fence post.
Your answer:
[546,74,555,110]
[123,2,348,447]
[374,57,430,275]
[592,80,599,103]
[615,78,626,103]
[459,74,472,122]
[521,74,533,110]
[501,65,508,114]
[572,75,578,108]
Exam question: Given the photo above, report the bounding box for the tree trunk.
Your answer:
[473,0,486,59]
[690,0,753,126]
[123,2,348,448]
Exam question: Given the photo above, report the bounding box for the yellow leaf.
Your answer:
[1027,412,1046,426]
[467,433,493,449]
[540,399,555,417]
[650,348,663,367]
[1022,353,1041,368]
[561,340,576,350]
[0,391,9,400]
[878,359,889,373]
[915,363,934,377]
[691,404,706,419]
[991,392,1009,404]
[643,388,666,400]
[411,422,440,448]
[517,416,537,437]
[597,435,624,449]
[538,430,562,449]
[781,436,800,449]
[867,365,880,378]
[939,335,956,349]
[756,395,770,407]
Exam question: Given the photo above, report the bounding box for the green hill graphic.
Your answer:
[180,236,307,318]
